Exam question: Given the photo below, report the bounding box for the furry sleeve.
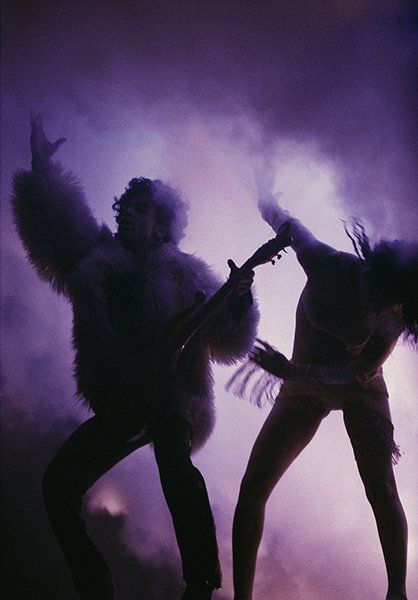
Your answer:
[12,163,100,294]
[181,253,259,365]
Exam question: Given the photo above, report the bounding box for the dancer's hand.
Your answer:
[30,114,66,171]
[250,338,290,377]
[228,259,255,296]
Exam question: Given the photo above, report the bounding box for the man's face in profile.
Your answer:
[117,195,163,250]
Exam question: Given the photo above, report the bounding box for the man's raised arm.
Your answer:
[12,116,101,295]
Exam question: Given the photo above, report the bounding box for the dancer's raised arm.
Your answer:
[12,116,101,294]
[258,195,336,273]
[251,332,398,386]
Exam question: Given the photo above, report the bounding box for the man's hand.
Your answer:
[250,338,290,378]
[227,259,255,296]
[31,114,66,171]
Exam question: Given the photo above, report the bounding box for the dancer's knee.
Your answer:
[238,473,271,508]
[362,474,399,509]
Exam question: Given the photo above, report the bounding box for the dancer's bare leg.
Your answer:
[233,396,327,600]
[344,405,408,600]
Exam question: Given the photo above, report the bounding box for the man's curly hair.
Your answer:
[346,220,418,345]
[112,177,188,245]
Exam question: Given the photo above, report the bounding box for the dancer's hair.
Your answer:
[345,220,418,345]
[112,177,188,245]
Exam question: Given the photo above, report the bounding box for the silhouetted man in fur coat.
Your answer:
[12,116,259,600]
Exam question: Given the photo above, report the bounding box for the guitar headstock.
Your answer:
[247,221,293,269]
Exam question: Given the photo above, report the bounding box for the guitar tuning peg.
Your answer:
[276,253,282,260]
[270,258,275,265]
[283,248,288,253]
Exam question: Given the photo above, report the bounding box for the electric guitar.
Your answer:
[160,221,293,372]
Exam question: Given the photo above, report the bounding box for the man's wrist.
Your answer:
[230,289,253,322]
[31,156,50,173]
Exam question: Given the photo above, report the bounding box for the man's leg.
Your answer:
[344,398,408,600]
[233,396,327,600]
[42,416,149,599]
[152,413,221,600]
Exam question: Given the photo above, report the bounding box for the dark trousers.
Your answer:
[42,413,221,599]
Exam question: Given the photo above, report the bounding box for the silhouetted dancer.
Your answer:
[12,116,259,600]
[230,196,417,600]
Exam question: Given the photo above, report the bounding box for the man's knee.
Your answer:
[155,431,192,464]
[153,418,193,472]
[156,447,200,497]
[42,462,60,500]
[42,460,82,509]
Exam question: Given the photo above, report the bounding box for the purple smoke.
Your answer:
[1,1,417,598]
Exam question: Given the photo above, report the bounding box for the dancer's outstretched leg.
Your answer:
[233,396,327,600]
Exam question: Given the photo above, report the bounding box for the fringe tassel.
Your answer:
[226,360,282,407]
[390,441,402,465]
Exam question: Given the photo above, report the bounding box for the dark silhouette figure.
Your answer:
[231,197,417,600]
[12,116,259,599]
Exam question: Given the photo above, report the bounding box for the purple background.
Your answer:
[1,1,417,598]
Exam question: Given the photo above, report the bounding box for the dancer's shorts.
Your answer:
[276,376,400,464]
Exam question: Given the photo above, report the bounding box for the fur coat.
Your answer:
[12,164,259,450]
